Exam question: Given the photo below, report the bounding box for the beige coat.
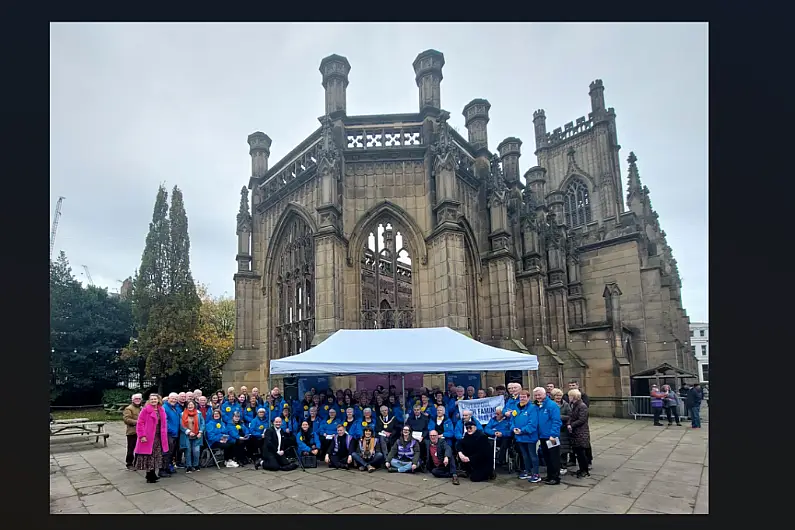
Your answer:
[122,403,141,436]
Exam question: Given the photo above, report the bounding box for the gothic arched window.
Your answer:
[564,178,592,228]
[360,221,413,329]
[275,217,314,358]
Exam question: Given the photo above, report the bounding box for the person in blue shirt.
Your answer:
[454,409,482,446]
[248,407,269,465]
[162,393,182,477]
[510,389,540,483]
[296,420,321,457]
[319,407,341,455]
[484,406,513,467]
[242,395,258,425]
[389,394,405,423]
[206,409,238,468]
[269,387,286,412]
[342,407,363,441]
[226,411,250,466]
[220,394,241,425]
[533,387,563,485]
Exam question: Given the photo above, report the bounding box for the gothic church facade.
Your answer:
[225,50,698,416]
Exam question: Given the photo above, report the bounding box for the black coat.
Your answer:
[568,400,590,449]
[376,414,400,440]
[458,430,493,482]
[404,413,430,439]
[261,426,290,470]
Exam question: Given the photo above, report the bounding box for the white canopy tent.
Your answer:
[269,327,538,409]
[270,327,538,375]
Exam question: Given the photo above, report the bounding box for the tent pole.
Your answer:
[402,374,406,416]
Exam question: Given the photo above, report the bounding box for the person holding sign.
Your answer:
[484,406,513,467]
[510,389,540,482]
[533,387,562,485]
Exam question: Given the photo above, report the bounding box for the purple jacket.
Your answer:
[135,403,170,455]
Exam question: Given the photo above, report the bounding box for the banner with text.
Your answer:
[456,396,504,425]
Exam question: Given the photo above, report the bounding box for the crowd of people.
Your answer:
[122,380,594,487]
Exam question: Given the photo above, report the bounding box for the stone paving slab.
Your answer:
[50,417,708,514]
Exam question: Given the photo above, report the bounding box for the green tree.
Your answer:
[50,251,133,404]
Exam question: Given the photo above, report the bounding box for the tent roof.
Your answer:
[269,327,539,375]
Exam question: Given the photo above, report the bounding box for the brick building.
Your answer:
[225,50,699,416]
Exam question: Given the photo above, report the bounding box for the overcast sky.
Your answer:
[50,23,707,322]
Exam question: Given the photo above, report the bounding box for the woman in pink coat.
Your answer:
[134,393,170,483]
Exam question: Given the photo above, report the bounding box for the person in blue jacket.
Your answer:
[429,404,456,451]
[342,407,363,440]
[220,394,241,425]
[510,389,540,483]
[447,386,466,422]
[389,394,405,423]
[533,387,563,485]
[319,408,341,456]
[307,406,323,434]
[360,407,376,433]
[503,382,522,418]
[269,387,286,413]
[296,420,321,457]
[319,394,338,419]
[454,409,483,444]
[162,393,182,476]
[277,405,298,436]
[226,411,250,466]
[206,409,238,468]
[484,405,513,467]
[242,395,258,425]
[248,407,269,464]
[431,391,447,416]
[296,392,315,423]
[310,394,324,419]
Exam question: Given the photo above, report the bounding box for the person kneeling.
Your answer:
[425,430,459,485]
[260,417,298,472]
[457,421,494,482]
[325,423,355,469]
[385,426,420,473]
[351,427,385,472]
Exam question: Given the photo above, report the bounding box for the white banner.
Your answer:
[456,396,504,425]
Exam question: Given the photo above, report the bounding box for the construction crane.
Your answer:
[81,265,94,286]
[49,196,65,260]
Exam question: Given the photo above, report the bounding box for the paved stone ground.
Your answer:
[50,415,708,514]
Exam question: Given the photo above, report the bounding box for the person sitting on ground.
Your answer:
[197,395,210,422]
[376,405,399,449]
[477,388,487,399]
[243,395,258,425]
[425,430,459,485]
[247,407,269,461]
[123,393,143,470]
[297,391,314,422]
[534,387,562,485]
[510,389,540,482]
[352,426,386,472]
[226,410,250,466]
[259,417,299,472]
[386,425,420,473]
[180,400,205,473]
[342,407,362,441]
[325,423,355,469]
[319,407,341,455]
[206,409,237,468]
[134,393,169,483]
[566,388,591,478]
[466,386,476,400]
[221,392,241,425]
[457,421,494,482]
[551,388,572,474]
[484,405,512,467]
[297,420,320,458]
[389,394,405,423]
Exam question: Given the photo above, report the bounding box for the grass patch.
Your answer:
[51,408,120,422]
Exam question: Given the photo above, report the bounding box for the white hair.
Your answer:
[533,387,546,395]
[495,405,503,413]
[456,386,465,392]
[168,392,178,398]
[131,393,142,400]
[227,386,235,393]
[193,389,202,395]
[462,409,472,416]
[363,407,372,413]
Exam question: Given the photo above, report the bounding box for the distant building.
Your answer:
[689,322,709,382]
[119,277,133,300]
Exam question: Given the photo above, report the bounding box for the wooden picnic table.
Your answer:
[49,421,109,447]
[51,418,90,424]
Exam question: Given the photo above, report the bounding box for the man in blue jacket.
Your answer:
[484,406,512,467]
[162,393,183,476]
[533,387,562,485]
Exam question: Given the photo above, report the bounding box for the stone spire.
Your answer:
[237,186,251,234]
[626,152,647,218]
[236,186,252,273]
[413,49,445,116]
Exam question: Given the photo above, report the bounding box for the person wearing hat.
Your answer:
[123,393,143,470]
[351,426,386,472]
[456,420,494,482]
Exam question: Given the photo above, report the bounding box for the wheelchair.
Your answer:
[504,439,522,474]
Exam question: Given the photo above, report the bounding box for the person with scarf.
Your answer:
[259,417,298,471]
[457,421,494,482]
[296,420,320,457]
[376,405,399,450]
[225,411,250,466]
[206,409,237,468]
[319,407,341,456]
[242,395,258,425]
[342,407,362,441]
[386,425,420,473]
[510,389,541,483]
[424,429,459,485]
[179,400,205,473]
[247,408,270,464]
[122,393,143,470]
[484,405,513,467]
[325,423,355,469]
[351,426,386,472]
[134,394,169,483]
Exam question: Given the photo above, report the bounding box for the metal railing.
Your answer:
[628,395,698,421]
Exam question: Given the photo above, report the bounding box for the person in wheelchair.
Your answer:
[484,405,513,468]
[259,417,299,472]
[296,420,320,457]
[206,409,238,468]
[351,426,386,472]
[424,430,459,485]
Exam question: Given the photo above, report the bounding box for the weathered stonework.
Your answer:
[224,51,698,415]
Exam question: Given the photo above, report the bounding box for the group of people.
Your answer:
[650,382,705,428]
[121,380,593,488]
